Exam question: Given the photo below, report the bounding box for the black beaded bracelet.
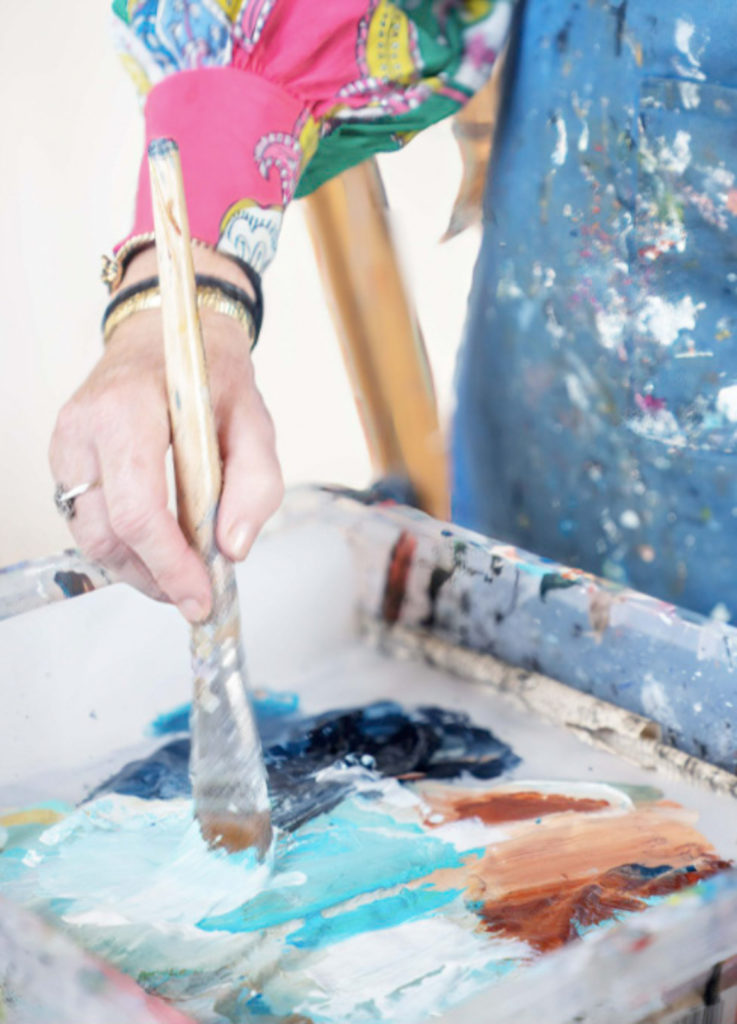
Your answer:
[102,276,159,326]
[102,270,264,346]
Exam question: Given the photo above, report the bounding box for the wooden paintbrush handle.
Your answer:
[147,139,222,559]
[148,139,272,856]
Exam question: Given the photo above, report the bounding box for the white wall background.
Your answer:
[0,2,480,566]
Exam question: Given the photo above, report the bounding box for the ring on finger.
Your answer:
[54,480,102,521]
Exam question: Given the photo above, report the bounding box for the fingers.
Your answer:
[50,380,212,622]
[49,314,280,620]
[50,419,166,601]
[215,375,284,562]
[69,488,169,601]
[96,429,213,621]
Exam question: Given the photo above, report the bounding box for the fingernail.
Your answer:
[228,523,252,560]
[179,597,207,623]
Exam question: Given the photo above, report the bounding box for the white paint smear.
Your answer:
[641,674,681,735]
[287,916,529,1023]
[660,130,692,176]
[717,385,737,423]
[675,19,698,67]
[636,294,705,347]
[552,115,568,167]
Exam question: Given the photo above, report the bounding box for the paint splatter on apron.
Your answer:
[454,0,737,618]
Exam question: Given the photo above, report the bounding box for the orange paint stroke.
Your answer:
[422,788,610,827]
[472,805,714,900]
[0,807,65,828]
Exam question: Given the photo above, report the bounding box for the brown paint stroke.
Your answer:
[413,788,731,953]
[477,856,729,953]
[423,789,610,826]
[381,531,417,624]
[467,806,728,951]
[470,806,716,898]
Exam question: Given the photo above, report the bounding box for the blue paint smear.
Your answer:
[0,697,526,1022]
[286,884,464,950]
[93,700,520,833]
[149,703,191,736]
[199,800,466,934]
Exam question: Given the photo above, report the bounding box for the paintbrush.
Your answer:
[148,138,272,858]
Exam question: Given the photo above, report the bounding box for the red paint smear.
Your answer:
[635,392,666,413]
[425,790,610,827]
[478,857,730,953]
[381,531,417,624]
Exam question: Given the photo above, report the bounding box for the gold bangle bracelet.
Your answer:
[103,284,256,346]
[101,234,156,292]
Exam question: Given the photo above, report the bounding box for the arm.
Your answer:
[50,0,514,621]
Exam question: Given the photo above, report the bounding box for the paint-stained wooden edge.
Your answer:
[362,616,737,799]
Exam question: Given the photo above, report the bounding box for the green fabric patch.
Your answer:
[112,0,131,25]
[296,92,465,198]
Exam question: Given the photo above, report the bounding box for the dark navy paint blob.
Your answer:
[54,570,95,599]
[87,739,192,803]
[90,702,520,832]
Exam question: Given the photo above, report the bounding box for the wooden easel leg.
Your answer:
[303,158,449,520]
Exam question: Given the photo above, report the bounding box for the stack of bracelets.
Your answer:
[100,240,264,349]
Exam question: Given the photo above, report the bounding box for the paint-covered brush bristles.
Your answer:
[148,137,272,858]
[189,557,272,858]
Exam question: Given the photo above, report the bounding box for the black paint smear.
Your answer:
[421,566,454,630]
[540,573,580,601]
[421,543,470,629]
[609,0,627,56]
[319,478,418,508]
[54,570,95,599]
[555,18,572,53]
[90,702,520,832]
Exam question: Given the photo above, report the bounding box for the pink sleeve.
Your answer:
[117,0,381,274]
[127,67,306,273]
[114,0,512,274]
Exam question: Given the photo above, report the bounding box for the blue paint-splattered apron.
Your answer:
[453,0,737,618]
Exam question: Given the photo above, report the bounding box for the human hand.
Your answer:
[49,250,283,623]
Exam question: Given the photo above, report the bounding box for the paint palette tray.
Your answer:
[1,488,737,1024]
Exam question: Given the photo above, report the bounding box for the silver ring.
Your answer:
[54,481,100,521]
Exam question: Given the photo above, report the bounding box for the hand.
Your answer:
[49,250,283,623]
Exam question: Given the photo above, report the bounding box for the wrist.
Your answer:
[103,269,259,348]
[119,243,256,299]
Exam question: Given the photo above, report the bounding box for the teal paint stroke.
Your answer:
[286,884,464,950]
[200,799,466,933]
[149,690,299,736]
[0,795,269,927]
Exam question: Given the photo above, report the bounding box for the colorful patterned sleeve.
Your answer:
[113,0,514,273]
